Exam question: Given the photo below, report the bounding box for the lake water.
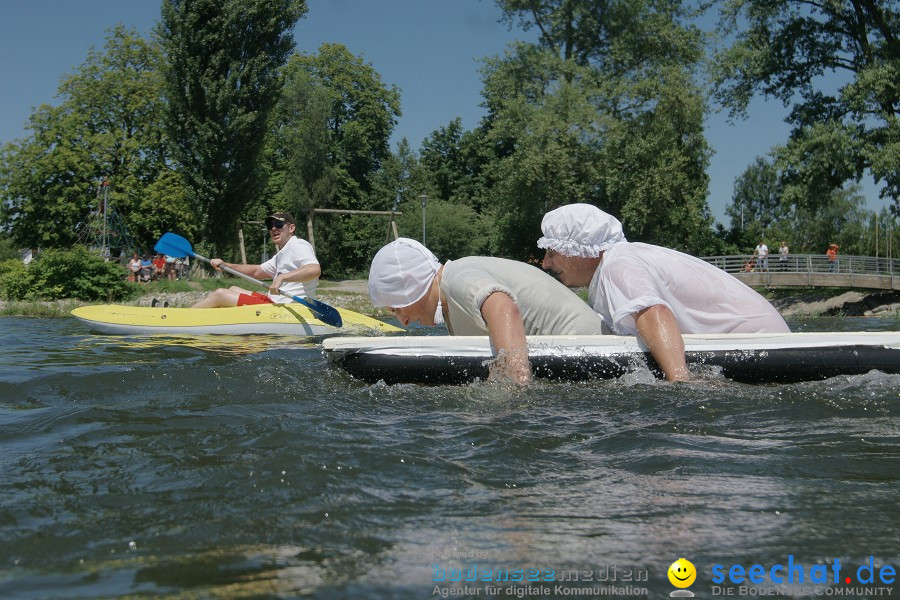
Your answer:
[0,315,898,599]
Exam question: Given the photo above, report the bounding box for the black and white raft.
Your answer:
[323,332,900,384]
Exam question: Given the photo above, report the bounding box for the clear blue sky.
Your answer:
[0,0,886,225]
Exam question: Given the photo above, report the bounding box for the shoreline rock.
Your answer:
[771,290,900,317]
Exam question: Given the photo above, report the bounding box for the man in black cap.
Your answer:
[192,212,321,308]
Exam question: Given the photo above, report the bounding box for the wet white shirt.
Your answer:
[588,242,790,335]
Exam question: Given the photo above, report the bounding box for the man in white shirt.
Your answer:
[754,241,769,271]
[538,204,789,382]
[192,212,320,307]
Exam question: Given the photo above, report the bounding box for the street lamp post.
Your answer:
[419,193,428,245]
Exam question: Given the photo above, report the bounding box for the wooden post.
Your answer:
[238,228,247,263]
[307,211,315,250]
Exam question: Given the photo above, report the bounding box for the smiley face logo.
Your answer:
[668,558,696,588]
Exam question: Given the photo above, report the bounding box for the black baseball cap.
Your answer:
[265,212,296,229]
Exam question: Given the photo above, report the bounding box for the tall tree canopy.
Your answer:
[268,43,401,213]
[264,43,401,274]
[483,0,714,258]
[0,26,186,252]
[712,0,900,212]
[418,118,494,213]
[159,0,307,255]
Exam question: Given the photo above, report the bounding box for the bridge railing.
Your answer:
[700,254,900,290]
[702,254,898,276]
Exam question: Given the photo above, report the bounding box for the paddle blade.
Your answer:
[298,297,343,328]
[154,232,195,258]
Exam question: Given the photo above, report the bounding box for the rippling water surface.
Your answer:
[1,315,898,599]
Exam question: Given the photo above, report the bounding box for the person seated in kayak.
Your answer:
[192,212,320,308]
[367,238,606,385]
[537,204,790,383]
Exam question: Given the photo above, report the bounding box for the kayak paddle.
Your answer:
[154,232,343,328]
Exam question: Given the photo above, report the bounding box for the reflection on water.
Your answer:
[0,315,897,599]
[78,332,322,356]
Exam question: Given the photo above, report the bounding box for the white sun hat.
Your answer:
[368,238,441,308]
[537,203,627,258]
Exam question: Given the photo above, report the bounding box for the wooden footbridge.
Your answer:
[702,254,899,290]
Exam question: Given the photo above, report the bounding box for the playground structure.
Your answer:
[75,179,142,260]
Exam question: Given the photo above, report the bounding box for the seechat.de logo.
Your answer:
[668,558,697,597]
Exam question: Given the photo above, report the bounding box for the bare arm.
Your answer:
[481,292,532,385]
[210,258,268,281]
[270,263,322,293]
[634,304,690,382]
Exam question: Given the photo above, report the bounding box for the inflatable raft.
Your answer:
[324,332,900,384]
[72,303,401,336]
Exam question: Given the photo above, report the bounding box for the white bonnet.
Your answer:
[537,203,627,258]
[368,238,441,308]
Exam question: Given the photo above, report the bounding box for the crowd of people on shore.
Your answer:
[126,252,189,283]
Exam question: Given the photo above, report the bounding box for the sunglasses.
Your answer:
[266,220,288,230]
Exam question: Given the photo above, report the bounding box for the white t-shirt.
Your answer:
[260,236,319,303]
[440,257,606,336]
[588,242,789,335]
[756,243,769,257]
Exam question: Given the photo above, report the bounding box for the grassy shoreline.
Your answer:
[0,277,382,318]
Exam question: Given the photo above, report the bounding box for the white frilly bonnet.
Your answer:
[537,203,627,258]
[368,238,441,308]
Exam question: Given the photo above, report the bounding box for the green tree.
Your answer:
[726,156,875,254]
[726,156,786,248]
[270,44,401,210]
[0,26,180,251]
[395,198,490,260]
[0,247,132,301]
[0,234,18,261]
[159,0,307,256]
[483,0,712,258]
[790,185,872,254]
[711,0,900,211]
[418,119,494,212]
[264,43,401,275]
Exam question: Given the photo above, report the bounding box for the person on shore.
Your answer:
[754,240,769,272]
[139,255,153,283]
[152,254,166,280]
[164,254,177,281]
[367,238,606,385]
[827,244,839,272]
[537,204,790,382]
[779,241,789,271]
[127,252,141,283]
[191,212,320,308]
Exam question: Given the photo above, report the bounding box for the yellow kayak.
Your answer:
[71,303,401,336]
